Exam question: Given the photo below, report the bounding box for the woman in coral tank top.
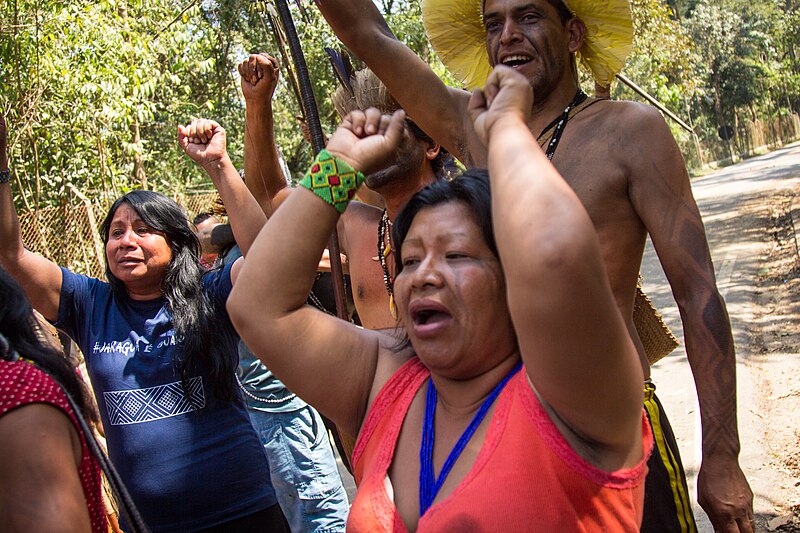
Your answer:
[229,65,653,532]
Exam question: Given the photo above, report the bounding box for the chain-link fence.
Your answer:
[18,191,220,279]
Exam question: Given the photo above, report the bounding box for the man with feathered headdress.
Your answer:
[314,0,754,530]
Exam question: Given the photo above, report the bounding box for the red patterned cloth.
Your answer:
[0,359,106,532]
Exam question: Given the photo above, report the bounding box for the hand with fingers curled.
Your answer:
[325,107,406,176]
[177,118,230,171]
[238,53,280,103]
[468,65,533,147]
[698,457,755,533]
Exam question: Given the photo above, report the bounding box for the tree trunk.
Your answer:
[710,79,734,162]
[132,115,147,189]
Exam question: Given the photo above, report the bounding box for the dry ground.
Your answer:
[749,184,800,531]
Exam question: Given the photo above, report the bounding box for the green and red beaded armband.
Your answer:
[299,150,365,214]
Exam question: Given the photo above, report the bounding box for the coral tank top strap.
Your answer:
[352,357,428,470]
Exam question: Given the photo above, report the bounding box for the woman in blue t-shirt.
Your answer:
[0,114,285,532]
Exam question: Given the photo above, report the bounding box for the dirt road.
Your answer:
[641,142,800,531]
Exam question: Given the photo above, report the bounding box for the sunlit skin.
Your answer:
[226,93,650,531]
[310,0,757,526]
[105,203,172,301]
[393,202,517,379]
[363,126,426,191]
[236,53,442,330]
[389,202,523,530]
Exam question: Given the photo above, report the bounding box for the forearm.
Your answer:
[487,117,594,267]
[228,182,377,437]
[232,187,336,321]
[0,121,23,264]
[203,155,267,257]
[315,0,395,56]
[679,288,741,458]
[244,101,286,216]
[487,116,644,443]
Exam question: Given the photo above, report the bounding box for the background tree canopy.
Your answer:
[1,0,798,211]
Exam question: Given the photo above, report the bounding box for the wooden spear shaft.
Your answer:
[272,0,350,322]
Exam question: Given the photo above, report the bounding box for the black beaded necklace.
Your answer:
[377,209,397,319]
[539,88,588,160]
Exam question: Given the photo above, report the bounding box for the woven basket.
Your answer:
[634,285,679,365]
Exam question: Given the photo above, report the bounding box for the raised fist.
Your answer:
[325,108,406,176]
[178,118,228,170]
[238,53,280,103]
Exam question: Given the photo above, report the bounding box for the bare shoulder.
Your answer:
[588,99,669,139]
[582,100,679,173]
[0,403,80,462]
[344,200,383,223]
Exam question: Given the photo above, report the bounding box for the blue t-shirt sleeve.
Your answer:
[55,267,92,341]
[202,261,235,309]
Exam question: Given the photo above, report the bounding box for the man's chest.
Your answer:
[345,224,397,330]
[549,130,640,230]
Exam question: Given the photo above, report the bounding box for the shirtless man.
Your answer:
[244,56,448,330]
[329,69,452,329]
[314,0,754,530]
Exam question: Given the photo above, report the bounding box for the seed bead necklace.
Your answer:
[539,88,588,160]
[418,361,523,516]
[377,209,397,319]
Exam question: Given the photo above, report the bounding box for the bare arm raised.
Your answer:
[0,114,62,322]
[239,53,291,216]
[178,118,266,283]
[315,0,471,163]
[227,109,408,438]
[626,104,754,531]
[469,66,644,461]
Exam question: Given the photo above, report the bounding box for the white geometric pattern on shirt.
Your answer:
[103,377,205,425]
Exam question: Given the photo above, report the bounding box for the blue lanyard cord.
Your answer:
[418,360,523,516]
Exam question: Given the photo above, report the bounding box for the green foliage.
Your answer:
[1,0,798,215]
[616,0,698,107]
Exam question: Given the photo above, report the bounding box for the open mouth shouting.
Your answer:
[409,299,453,338]
[501,54,533,70]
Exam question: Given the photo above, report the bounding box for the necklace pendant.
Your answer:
[389,294,397,320]
[383,243,392,257]
[372,255,380,261]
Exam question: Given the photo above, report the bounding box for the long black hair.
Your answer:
[0,267,152,532]
[393,169,497,275]
[100,190,237,400]
[0,267,92,417]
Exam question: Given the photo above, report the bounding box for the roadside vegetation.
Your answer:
[1,0,798,207]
